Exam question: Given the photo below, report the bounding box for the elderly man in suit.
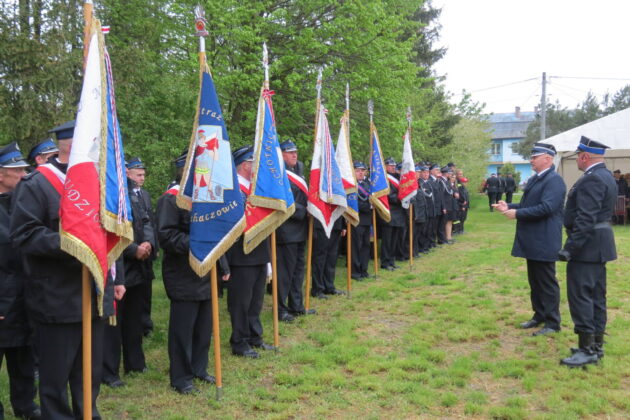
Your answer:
[558,136,617,367]
[494,143,566,337]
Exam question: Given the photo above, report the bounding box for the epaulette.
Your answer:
[22,171,39,180]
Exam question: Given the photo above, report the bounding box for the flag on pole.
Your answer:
[177,59,246,276]
[245,88,296,253]
[307,102,347,237]
[369,122,391,222]
[399,126,418,209]
[59,18,133,314]
[335,110,359,226]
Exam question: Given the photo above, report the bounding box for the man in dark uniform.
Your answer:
[412,164,428,256]
[276,140,314,321]
[485,173,500,211]
[494,143,566,337]
[156,151,227,394]
[380,157,404,270]
[504,173,516,204]
[428,164,444,246]
[558,136,617,367]
[125,157,158,336]
[225,146,274,359]
[27,138,58,167]
[417,164,435,253]
[456,176,470,234]
[10,121,122,419]
[351,161,372,280]
[0,142,41,420]
[102,158,156,387]
[497,173,505,202]
[311,217,346,298]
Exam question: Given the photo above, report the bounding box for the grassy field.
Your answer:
[2,194,630,419]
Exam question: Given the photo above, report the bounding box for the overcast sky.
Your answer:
[432,0,630,114]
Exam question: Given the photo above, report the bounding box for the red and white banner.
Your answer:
[399,127,417,208]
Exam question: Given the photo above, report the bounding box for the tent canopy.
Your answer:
[544,107,630,152]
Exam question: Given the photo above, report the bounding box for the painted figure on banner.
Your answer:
[193,125,232,202]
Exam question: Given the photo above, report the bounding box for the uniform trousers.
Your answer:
[312,228,342,295]
[488,192,499,209]
[398,224,410,260]
[0,345,37,418]
[167,299,211,390]
[505,191,513,203]
[103,284,146,382]
[567,261,607,334]
[526,260,561,330]
[277,242,306,315]
[413,221,427,254]
[380,224,403,268]
[351,225,371,277]
[227,265,266,354]
[425,217,437,247]
[140,277,153,334]
[437,214,448,244]
[37,319,105,420]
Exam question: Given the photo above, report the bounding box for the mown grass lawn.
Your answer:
[3,194,630,419]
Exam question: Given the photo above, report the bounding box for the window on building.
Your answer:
[510,141,520,155]
[491,143,501,155]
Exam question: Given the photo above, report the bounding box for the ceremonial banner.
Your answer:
[177,60,245,276]
[369,122,391,222]
[307,102,347,237]
[399,126,417,209]
[335,110,359,226]
[245,88,296,253]
[60,19,133,313]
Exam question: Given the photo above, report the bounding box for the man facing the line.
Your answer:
[494,143,566,336]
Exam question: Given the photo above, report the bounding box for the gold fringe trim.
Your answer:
[60,230,105,316]
[106,236,132,268]
[370,196,391,223]
[188,217,246,277]
[343,208,360,227]
[243,203,295,254]
[108,315,117,326]
[248,194,290,212]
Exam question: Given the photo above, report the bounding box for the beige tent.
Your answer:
[543,107,630,187]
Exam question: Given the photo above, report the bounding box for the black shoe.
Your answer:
[313,293,328,300]
[143,329,153,338]
[361,273,374,279]
[126,366,148,374]
[279,312,295,322]
[325,289,345,295]
[252,342,277,351]
[173,384,200,395]
[103,377,125,388]
[519,319,542,329]
[292,308,317,316]
[233,349,260,359]
[195,374,216,384]
[392,264,401,269]
[561,350,598,367]
[532,327,560,336]
[351,275,363,281]
[15,408,41,420]
[447,239,455,245]
[382,265,395,271]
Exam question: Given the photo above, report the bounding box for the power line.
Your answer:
[451,77,538,96]
[550,76,630,82]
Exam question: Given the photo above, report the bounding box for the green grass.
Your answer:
[3,194,630,419]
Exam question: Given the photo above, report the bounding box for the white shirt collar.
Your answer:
[584,162,603,173]
[536,167,551,177]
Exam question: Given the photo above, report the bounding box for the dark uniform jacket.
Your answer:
[419,178,436,218]
[10,162,113,323]
[276,166,308,245]
[156,183,228,301]
[563,163,617,262]
[123,180,157,288]
[504,177,516,193]
[0,192,30,347]
[457,183,470,210]
[485,176,500,193]
[387,174,405,227]
[138,187,158,278]
[439,177,456,212]
[356,178,372,226]
[508,166,566,262]
[429,176,443,216]
[413,179,428,223]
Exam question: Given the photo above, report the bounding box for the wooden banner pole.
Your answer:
[210,267,223,400]
[271,232,279,347]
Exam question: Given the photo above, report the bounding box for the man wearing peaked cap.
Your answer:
[350,160,372,279]
[10,120,121,418]
[0,142,41,420]
[276,139,313,320]
[426,163,443,249]
[225,145,275,359]
[156,150,229,394]
[28,138,59,166]
[494,142,566,338]
[558,136,617,367]
[380,156,404,270]
[484,173,500,211]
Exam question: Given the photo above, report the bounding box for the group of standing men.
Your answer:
[484,172,517,210]
[351,159,470,279]
[495,137,617,368]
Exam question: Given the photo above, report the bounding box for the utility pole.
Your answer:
[540,72,547,140]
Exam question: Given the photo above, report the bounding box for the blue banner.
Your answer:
[177,66,246,276]
[369,124,391,222]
